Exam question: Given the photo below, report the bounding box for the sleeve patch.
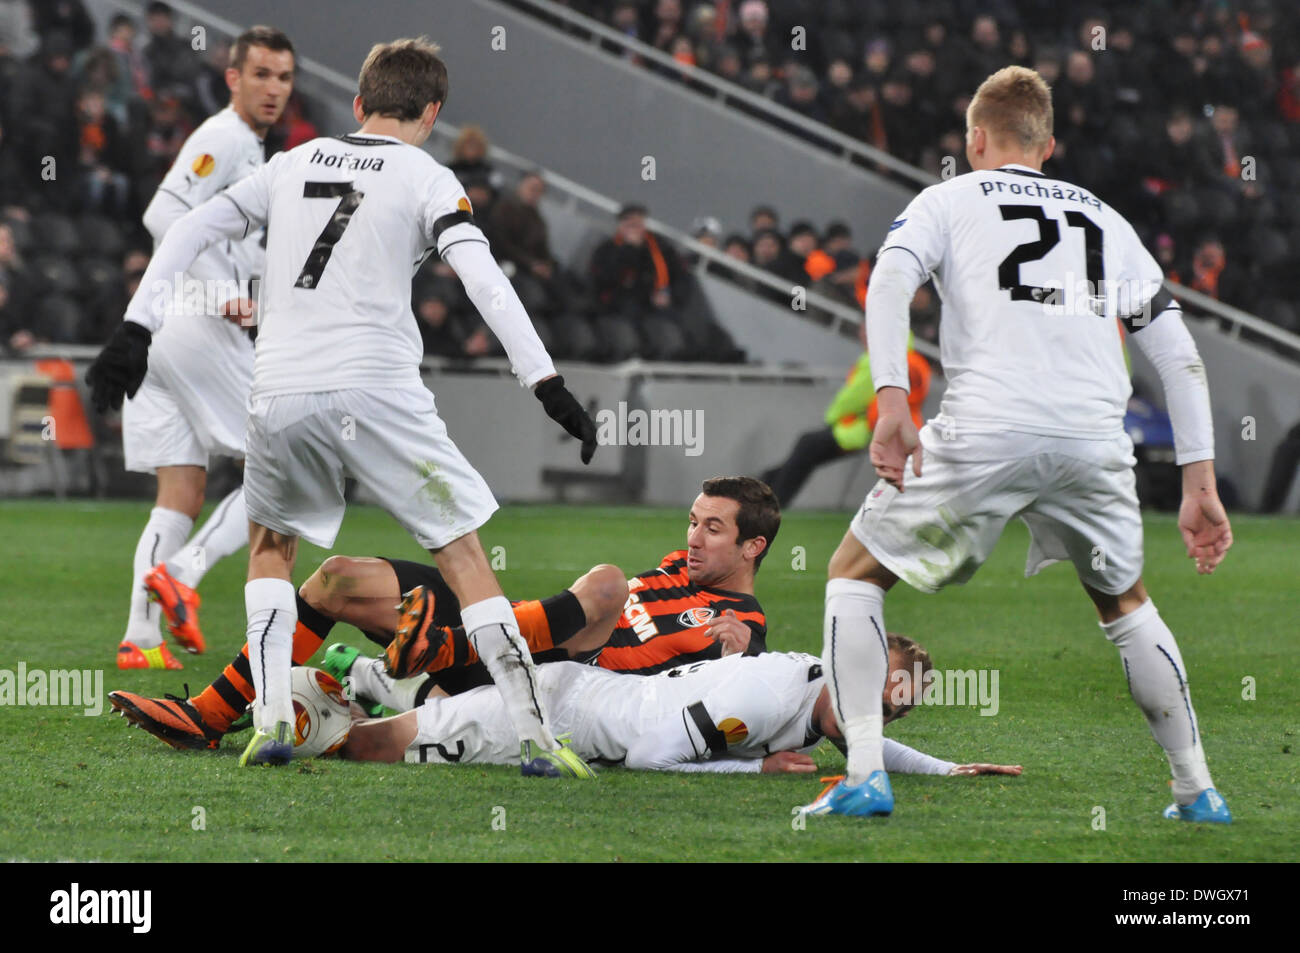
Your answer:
[717,718,749,745]
[191,153,216,177]
[456,196,473,213]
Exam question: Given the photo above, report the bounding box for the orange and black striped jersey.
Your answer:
[593,550,767,676]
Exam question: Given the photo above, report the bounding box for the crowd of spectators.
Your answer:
[557,0,1300,331]
[0,1,319,356]
[414,127,743,362]
[0,1,738,364]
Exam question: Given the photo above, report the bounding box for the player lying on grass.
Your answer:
[342,648,1023,778]
[108,477,779,748]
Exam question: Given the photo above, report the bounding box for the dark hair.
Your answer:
[701,476,781,570]
[825,221,851,241]
[750,204,777,223]
[617,203,647,221]
[146,2,173,17]
[788,221,817,240]
[109,14,135,32]
[230,25,295,72]
[358,37,449,121]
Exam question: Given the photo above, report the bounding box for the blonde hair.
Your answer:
[967,65,1053,151]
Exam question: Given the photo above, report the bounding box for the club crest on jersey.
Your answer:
[191,153,215,177]
[678,607,716,627]
[717,717,748,745]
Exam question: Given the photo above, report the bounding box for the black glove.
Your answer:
[85,321,152,413]
[535,375,597,464]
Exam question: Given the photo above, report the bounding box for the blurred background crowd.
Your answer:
[2,0,1297,364]
[557,0,1300,332]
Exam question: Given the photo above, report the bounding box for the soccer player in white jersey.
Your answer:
[95,27,295,671]
[88,38,598,776]
[342,649,1023,779]
[804,67,1233,823]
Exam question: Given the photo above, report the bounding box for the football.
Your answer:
[291,667,353,758]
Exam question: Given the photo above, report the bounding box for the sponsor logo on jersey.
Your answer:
[889,218,906,230]
[677,606,716,628]
[457,196,473,213]
[717,717,748,745]
[622,591,659,641]
[191,153,216,177]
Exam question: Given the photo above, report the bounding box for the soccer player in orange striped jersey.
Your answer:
[107,477,780,749]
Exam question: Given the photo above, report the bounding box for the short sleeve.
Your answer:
[157,122,253,210]
[420,165,489,258]
[877,186,946,276]
[1109,212,1174,331]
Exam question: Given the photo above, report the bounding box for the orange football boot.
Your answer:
[143,563,205,654]
[116,641,183,670]
[383,586,451,678]
[109,688,223,750]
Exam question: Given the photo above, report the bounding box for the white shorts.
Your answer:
[406,662,591,765]
[242,386,498,550]
[121,314,253,473]
[850,426,1143,595]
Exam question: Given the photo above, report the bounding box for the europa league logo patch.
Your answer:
[192,153,216,177]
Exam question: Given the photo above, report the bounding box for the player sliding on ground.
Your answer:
[807,66,1233,822]
[342,649,1022,779]
[108,478,777,747]
[87,38,597,776]
[100,27,295,671]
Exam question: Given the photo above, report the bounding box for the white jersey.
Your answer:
[408,651,957,774]
[145,105,266,318]
[878,164,1165,439]
[219,133,484,399]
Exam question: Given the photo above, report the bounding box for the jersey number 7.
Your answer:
[294,181,366,290]
[997,204,1103,304]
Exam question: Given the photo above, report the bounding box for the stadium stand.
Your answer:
[517,0,1300,330]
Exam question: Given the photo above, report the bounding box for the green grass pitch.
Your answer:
[0,499,1295,862]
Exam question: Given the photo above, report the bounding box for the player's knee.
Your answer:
[582,564,627,618]
[302,555,364,614]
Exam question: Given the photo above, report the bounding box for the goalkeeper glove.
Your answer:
[535,375,597,464]
[85,321,152,412]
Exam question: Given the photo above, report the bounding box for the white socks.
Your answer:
[122,507,192,648]
[1101,599,1214,803]
[350,656,429,712]
[462,596,555,751]
[823,578,891,785]
[245,578,297,731]
[167,487,248,589]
